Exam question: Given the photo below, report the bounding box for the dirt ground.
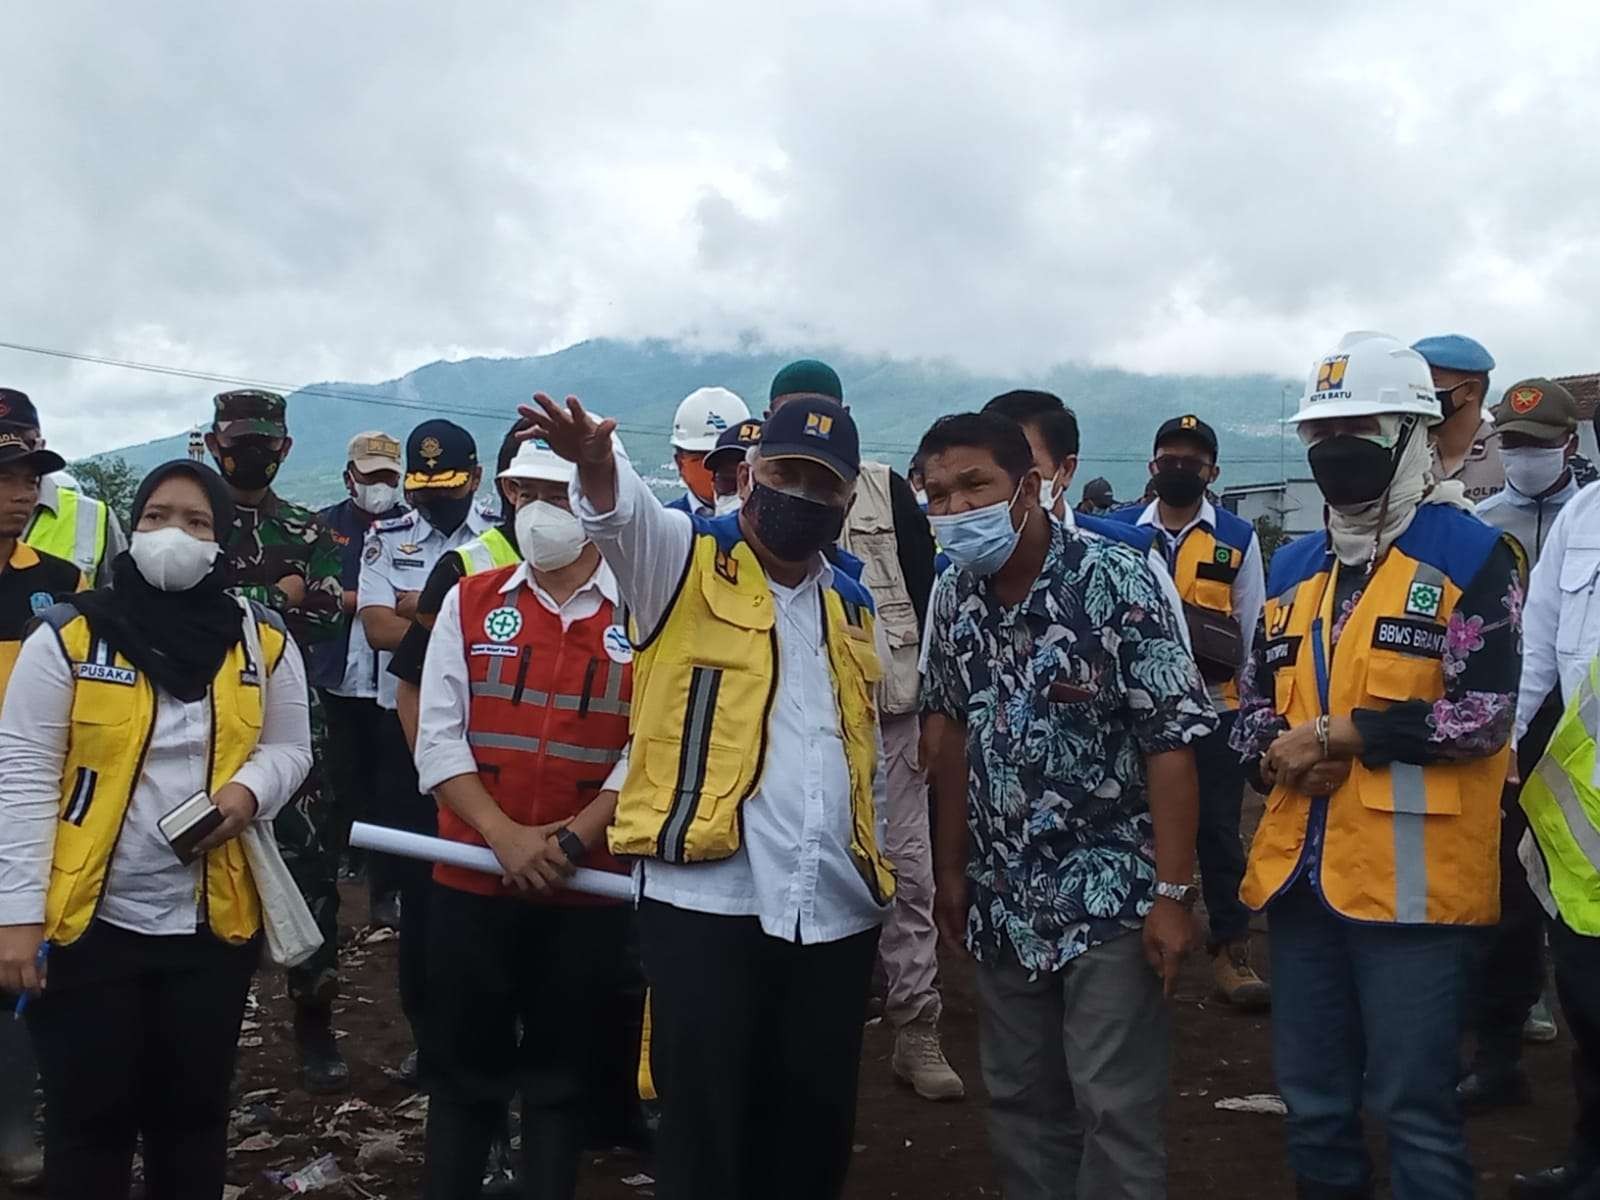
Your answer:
[4,883,1580,1200]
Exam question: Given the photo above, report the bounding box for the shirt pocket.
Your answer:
[1557,539,1600,659]
[1363,649,1445,707]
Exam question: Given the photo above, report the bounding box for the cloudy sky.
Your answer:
[6,1,1600,457]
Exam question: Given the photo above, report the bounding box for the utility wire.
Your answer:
[0,338,1298,464]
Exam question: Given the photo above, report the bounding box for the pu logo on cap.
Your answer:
[804,413,834,438]
[1315,356,1349,393]
[1181,415,1198,429]
[1509,386,1543,414]
[738,423,761,440]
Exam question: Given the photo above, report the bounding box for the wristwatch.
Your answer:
[556,828,588,865]
[1153,880,1200,908]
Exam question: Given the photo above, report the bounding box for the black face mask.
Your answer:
[1435,384,1463,421]
[1307,435,1396,509]
[415,493,473,535]
[1151,467,1208,508]
[214,439,283,491]
[744,483,845,563]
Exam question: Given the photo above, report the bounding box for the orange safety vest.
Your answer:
[443,566,632,901]
[1240,505,1511,926]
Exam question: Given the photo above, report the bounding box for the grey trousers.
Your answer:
[974,930,1170,1200]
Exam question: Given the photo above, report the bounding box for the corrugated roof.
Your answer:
[1551,373,1599,418]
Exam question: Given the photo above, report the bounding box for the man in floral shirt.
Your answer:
[918,412,1214,1200]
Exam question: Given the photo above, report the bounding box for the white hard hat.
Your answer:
[1288,331,1442,426]
[671,387,750,452]
[499,426,629,483]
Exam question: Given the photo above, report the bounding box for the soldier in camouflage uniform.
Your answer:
[206,390,351,1094]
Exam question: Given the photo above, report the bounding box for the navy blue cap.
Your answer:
[405,419,478,490]
[1154,414,1218,458]
[1411,334,1495,374]
[759,398,859,482]
[0,389,42,434]
[706,419,763,468]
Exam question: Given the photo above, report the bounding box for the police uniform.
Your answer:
[354,419,493,1056]
[1414,334,1506,506]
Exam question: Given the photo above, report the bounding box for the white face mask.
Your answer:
[351,479,400,515]
[1502,446,1568,498]
[129,526,221,592]
[1037,472,1064,515]
[515,500,587,571]
[713,493,743,517]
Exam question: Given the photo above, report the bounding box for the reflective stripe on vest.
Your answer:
[1519,658,1600,934]
[38,607,287,945]
[612,526,896,902]
[467,647,629,715]
[1241,535,1507,926]
[455,527,519,575]
[26,488,107,576]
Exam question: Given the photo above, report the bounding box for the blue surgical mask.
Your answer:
[928,481,1027,577]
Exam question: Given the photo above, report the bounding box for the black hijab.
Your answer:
[71,460,244,702]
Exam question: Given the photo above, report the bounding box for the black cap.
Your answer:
[1154,414,1218,458]
[1082,477,1114,504]
[405,419,478,490]
[0,428,64,476]
[706,420,764,470]
[758,398,859,482]
[0,389,42,434]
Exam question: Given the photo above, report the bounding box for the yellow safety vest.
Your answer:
[1520,656,1600,935]
[611,524,896,904]
[38,604,289,946]
[1240,505,1510,925]
[1171,516,1252,709]
[26,486,110,578]
[454,527,518,575]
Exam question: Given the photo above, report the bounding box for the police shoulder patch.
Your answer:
[363,539,382,565]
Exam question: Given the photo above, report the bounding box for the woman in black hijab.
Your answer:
[0,460,313,1200]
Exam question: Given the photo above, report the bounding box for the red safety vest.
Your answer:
[440,565,633,903]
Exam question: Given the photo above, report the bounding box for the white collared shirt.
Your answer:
[1517,481,1600,741]
[1132,498,1265,676]
[0,625,311,933]
[358,507,495,710]
[572,460,889,945]
[415,557,628,796]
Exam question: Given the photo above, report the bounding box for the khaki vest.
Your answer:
[838,462,921,716]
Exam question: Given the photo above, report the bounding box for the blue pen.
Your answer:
[12,943,47,1020]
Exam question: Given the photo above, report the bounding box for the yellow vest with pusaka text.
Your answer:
[1519,655,1600,935]
[454,527,519,575]
[26,486,110,578]
[611,515,896,904]
[1240,505,1512,926]
[37,602,289,946]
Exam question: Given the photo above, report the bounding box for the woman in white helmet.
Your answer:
[1231,332,1524,1199]
[666,388,750,517]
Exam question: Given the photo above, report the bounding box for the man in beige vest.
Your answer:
[767,359,964,1101]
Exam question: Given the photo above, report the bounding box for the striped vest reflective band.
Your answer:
[1239,506,1509,926]
[1519,655,1600,935]
[26,487,109,577]
[445,566,631,900]
[612,515,896,904]
[455,527,519,575]
[36,602,289,945]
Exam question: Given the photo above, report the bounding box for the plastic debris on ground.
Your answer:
[279,1152,342,1193]
[1212,1093,1288,1116]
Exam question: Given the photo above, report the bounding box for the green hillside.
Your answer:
[98,339,1303,508]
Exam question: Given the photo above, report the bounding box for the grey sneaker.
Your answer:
[1524,996,1559,1044]
[892,1016,965,1101]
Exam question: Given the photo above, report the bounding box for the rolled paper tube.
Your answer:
[349,822,635,902]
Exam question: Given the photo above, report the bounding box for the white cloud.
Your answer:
[4,0,1600,456]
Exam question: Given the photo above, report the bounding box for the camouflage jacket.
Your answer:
[223,491,344,650]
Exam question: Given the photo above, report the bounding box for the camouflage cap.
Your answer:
[1494,378,1579,441]
[214,389,288,437]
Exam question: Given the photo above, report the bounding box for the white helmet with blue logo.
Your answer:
[671,387,750,452]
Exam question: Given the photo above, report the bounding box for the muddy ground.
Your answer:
[4,883,1579,1199]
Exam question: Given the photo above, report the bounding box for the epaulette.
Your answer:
[373,511,419,535]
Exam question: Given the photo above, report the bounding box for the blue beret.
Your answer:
[1410,334,1495,374]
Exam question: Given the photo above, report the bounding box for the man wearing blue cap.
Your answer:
[1412,334,1505,505]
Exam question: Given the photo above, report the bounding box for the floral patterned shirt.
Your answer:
[923,518,1216,972]
[1232,533,1523,768]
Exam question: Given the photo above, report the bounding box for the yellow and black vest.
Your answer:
[1240,505,1512,926]
[36,602,289,946]
[611,515,895,904]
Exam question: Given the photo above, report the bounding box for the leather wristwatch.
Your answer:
[556,827,588,865]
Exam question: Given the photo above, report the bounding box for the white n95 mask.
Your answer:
[515,501,587,571]
[129,527,222,592]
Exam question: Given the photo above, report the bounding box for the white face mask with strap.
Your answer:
[515,501,587,571]
[129,527,221,592]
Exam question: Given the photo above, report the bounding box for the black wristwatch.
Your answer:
[556,827,588,865]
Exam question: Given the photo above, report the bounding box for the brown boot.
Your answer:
[1213,939,1271,1011]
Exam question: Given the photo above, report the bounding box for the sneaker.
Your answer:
[293,1006,350,1095]
[1524,996,1559,1044]
[397,1048,420,1085]
[0,1147,44,1191]
[1213,940,1272,1011]
[370,892,402,931]
[892,1016,965,1101]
